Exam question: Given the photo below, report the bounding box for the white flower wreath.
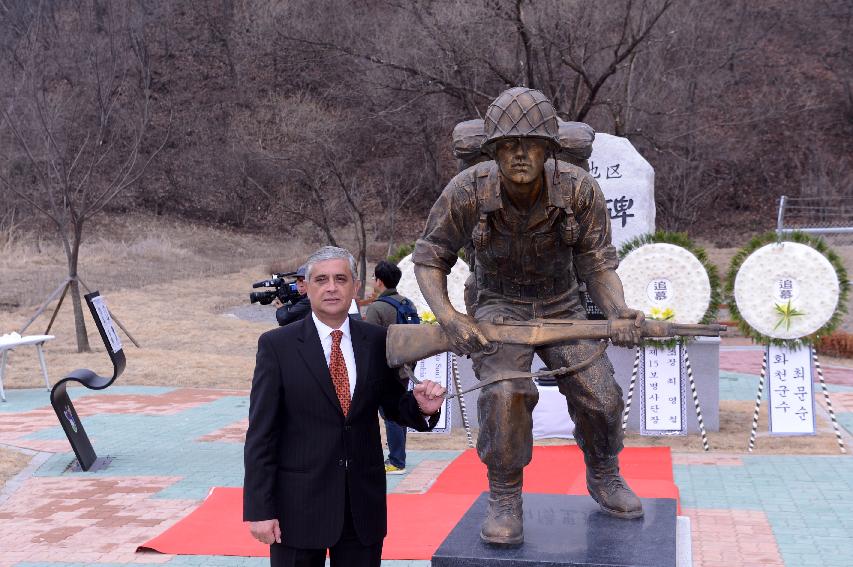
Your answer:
[616,242,711,324]
[733,241,840,340]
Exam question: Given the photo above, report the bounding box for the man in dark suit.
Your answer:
[244,246,446,567]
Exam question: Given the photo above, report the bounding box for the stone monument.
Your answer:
[587,133,655,248]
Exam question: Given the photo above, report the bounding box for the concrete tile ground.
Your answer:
[1,350,852,566]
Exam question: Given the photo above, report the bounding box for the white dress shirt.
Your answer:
[312,313,357,397]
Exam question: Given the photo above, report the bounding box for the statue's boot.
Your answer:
[585,456,644,519]
[480,469,524,546]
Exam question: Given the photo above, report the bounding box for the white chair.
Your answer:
[0,333,55,401]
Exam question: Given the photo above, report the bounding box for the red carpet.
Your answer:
[139,446,678,559]
[384,493,480,559]
[139,487,267,557]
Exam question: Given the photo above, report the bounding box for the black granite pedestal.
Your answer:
[432,493,676,567]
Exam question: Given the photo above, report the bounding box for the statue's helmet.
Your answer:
[481,87,560,152]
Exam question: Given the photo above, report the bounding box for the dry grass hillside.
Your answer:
[0,214,340,391]
[0,214,314,311]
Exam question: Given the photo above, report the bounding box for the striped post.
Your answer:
[622,347,641,432]
[747,349,768,452]
[451,354,475,449]
[812,348,846,454]
[682,342,710,451]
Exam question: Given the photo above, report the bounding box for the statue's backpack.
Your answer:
[451,118,595,173]
[449,116,597,316]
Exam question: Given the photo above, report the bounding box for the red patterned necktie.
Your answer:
[329,330,351,416]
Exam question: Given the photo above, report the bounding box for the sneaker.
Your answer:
[384,461,406,475]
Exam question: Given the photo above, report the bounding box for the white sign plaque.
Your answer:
[90,295,122,354]
[641,344,685,434]
[411,351,452,432]
[767,344,816,435]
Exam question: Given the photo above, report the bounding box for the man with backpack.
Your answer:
[365,260,420,474]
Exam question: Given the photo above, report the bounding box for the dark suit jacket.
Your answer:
[243,315,437,548]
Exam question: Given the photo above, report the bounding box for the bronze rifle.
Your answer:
[387,318,726,399]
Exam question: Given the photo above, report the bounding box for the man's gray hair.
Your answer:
[304,246,358,280]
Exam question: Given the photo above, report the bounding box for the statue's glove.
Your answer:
[610,306,645,347]
[441,312,491,355]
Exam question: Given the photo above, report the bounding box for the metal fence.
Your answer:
[775,195,853,296]
[776,195,853,237]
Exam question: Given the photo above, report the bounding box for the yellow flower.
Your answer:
[420,311,438,325]
[773,300,804,331]
[649,306,675,321]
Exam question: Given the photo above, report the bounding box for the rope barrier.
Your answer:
[747,349,768,452]
[621,347,641,432]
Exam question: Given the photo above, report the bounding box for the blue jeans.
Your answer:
[379,408,407,468]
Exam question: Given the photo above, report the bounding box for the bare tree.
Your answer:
[374,157,421,257]
[327,156,372,293]
[275,1,672,123]
[2,0,845,271]
[0,3,169,351]
[240,160,343,248]
[233,92,378,293]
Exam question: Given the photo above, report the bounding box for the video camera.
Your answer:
[249,271,303,306]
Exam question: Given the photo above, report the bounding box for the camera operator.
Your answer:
[275,265,311,326]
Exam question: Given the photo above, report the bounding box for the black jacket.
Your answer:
[275,295,311,326]
[243,315,438,548]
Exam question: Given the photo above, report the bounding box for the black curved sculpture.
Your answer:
[50,291,126,471]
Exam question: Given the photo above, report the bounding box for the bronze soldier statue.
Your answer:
[413,87,645,546]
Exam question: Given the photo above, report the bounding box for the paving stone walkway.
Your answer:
[1,349,851,567]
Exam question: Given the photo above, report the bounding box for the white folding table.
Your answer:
[0,334,55,401]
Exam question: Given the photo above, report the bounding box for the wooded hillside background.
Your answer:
[2,0,851,248]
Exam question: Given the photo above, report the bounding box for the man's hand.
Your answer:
[610,306,645,347]
[441,312,491,355]
[249,519,281,545]
[412,379,447,415]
